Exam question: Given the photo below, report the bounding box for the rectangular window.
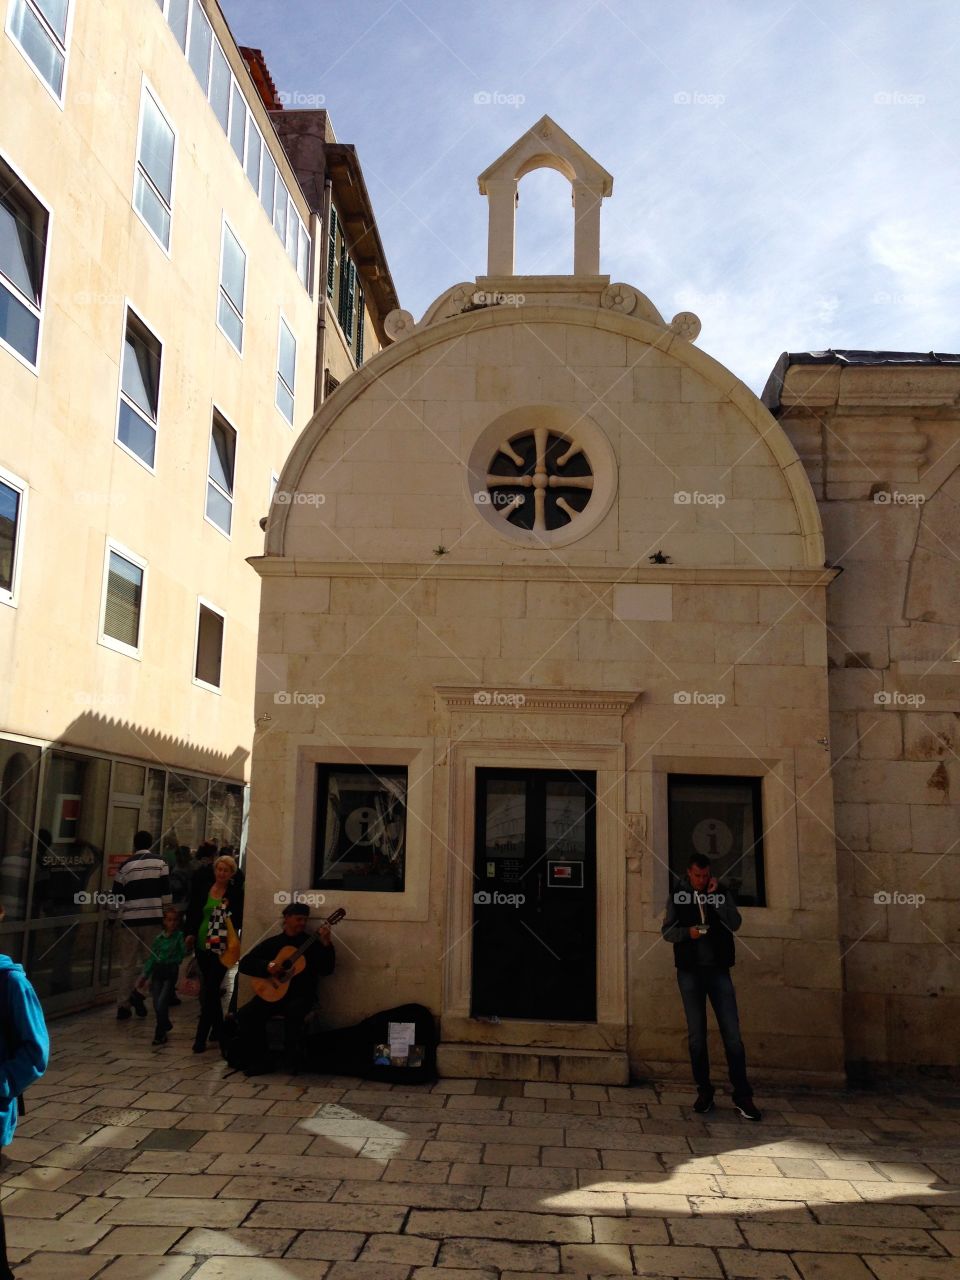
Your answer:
[297,220,311,290]
[134,85,175,251]
[194,599,225,690]
[0,159,48,368]
[667,774,766,907]
[285,196,298,263]
[166,0,189,50]
[209,38,231,132]
[116,307,161,469]
[217,220,245,353]
[229,81,246,162]
[314,765,407,892]
[244,117,262,193]
[187,0,212,94]
[339,253,355,340]
[205,412,236,535]
[355,288,365,367]
[0,467,27,606]
[260,150,276,221]
[276,317,296,424]
[6,0,70,100]
[100,543,145,657]
[273,176,288,243]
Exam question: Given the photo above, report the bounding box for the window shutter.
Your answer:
[355,290,365,366]
[340,258,356,340]
[326,207,338,298]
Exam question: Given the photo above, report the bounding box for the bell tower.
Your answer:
[477,115,613,276]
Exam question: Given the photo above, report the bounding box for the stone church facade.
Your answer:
[246,119,958,1084]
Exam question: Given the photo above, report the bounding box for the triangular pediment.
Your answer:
[478,115,613,195]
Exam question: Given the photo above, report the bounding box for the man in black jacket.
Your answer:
[229,903,334,1073]
[661,854,760,1120]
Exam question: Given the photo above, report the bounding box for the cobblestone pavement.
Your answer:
[2,1007,959,1279]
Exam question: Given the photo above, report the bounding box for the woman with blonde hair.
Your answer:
[184,852,243,1052]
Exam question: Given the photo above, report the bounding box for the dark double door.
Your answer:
[471,768,597,1021]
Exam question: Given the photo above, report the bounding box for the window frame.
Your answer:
[0,463,28,609]
[192,595,225,694]
[666,772,767,908]
[0,147,52,375]
[5,0,75,108]
[98,538,147,660]
[216,215,246,356]
[313,763,409,893]
[203,406,237,540]
[113,300,163,474]
[132,78,177,256]
[275,313,296,425]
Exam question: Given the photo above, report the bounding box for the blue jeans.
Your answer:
[150,971,176,1032]
[677,967,752,1100]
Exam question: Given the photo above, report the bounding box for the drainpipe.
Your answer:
[314,177,333,411]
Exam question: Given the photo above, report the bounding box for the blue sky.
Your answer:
[223,0,960,391]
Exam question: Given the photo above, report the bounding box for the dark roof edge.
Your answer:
[762,349,960,412]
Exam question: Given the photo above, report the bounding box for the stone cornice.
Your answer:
[249,558,839,586]
[435,686,640,716]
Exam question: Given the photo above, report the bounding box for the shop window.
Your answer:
[314,765,407,892]
[33,751,110,919]
[0,740,41,920]
[668,774,766,906]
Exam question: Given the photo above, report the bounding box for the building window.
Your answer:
[314,765,407,892]
[260,150,276,221]
[6,0,70,101]
[667,774,766,907]
[209,38,231,132]
[0,159,48,368]
[217,220,245,353]
[205,412,236,536]
[116,308,161,470]
[194,599,224,691]
[326,205,339,298]
[244,117,261,193]
[276,317,296,424]
[228,81,246,162]
[166,0,189,51]
[134,85,175,251]
[297,220,311,290]
[273,178,288,244]
[100,543,145,658]
[186,0,212,94]
[355,287,365,367]
[0,467,28,607]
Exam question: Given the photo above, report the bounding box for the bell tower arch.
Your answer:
[477,115,613,276]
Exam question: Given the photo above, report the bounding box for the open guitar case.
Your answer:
[303,1002,439,1085]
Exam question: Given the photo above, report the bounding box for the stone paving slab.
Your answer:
[1,1006,959,1278]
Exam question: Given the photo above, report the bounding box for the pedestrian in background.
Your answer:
[144,906,187,1045]
[110,832,171,1020]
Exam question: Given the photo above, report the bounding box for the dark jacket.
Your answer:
[184,866,244,939]
[239,930,335,1007]
[661,882,741,971]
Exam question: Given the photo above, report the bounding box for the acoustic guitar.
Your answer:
[250,908,346,1003]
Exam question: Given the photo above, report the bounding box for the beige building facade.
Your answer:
[244,118,889,1086]
[0,0,395,1012]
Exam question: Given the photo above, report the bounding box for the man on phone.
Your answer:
[661,853,760,1120]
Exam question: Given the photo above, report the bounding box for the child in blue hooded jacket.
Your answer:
[0,906,49,1279]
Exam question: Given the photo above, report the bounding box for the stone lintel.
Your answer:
[435,686,640,717]
[249,559,840,586]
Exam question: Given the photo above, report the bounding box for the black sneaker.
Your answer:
[130,991,147,1018]
[152,1031,167,1046]
[735,1099,762,1121]
[116,1006,132,1021]
[693,1091,714,1114]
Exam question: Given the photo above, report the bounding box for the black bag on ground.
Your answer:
[304,1002,438,1084]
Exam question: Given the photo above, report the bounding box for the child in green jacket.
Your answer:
[145,907,187,1045]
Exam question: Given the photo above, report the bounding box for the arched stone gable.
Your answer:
[267,302,825,569]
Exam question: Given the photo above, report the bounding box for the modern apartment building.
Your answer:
[0,0,397,1012]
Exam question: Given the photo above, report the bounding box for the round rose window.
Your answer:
[485,429,594,533]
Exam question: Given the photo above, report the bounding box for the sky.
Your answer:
[222,0,960,392]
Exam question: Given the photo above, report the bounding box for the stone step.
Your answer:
[437,1041,629,1085]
